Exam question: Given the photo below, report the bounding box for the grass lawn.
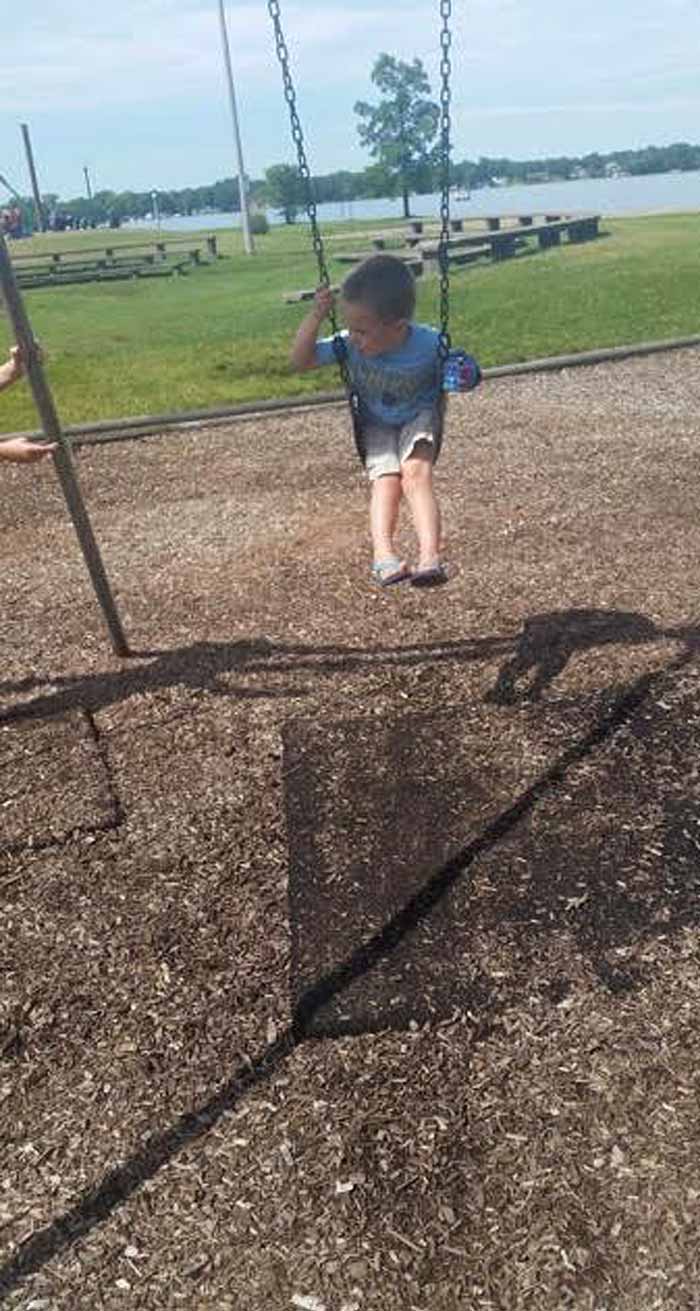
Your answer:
[1,211,699,433]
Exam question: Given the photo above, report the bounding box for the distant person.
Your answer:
[0,345,56,464]
[8,206,23,238]
[290,254,480,587]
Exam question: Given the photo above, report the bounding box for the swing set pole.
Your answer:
[0,233,130,657]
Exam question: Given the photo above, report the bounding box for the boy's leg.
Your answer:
[400,441,441,569]
[364,422,409,580]
[369,473,402,561]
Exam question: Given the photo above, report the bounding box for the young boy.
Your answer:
[291,254,451,587]
[0,344,56,464]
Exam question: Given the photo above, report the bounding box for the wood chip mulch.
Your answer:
[1,348,700,1309]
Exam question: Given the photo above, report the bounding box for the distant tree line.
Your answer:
[14,140,700,230]
[451,141,700,188]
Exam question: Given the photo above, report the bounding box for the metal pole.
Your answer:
[151,190,161,233]
[0,233,130,657]
[83,165,93,200]
[20,123,46,232]
[216,0,254,255]
[0,174,22,202]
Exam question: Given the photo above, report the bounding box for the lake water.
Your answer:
[131,170,700,234]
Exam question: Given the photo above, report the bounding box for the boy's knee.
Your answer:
[401,448,434,486]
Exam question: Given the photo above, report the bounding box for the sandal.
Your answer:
[371,557,412,587]
[410,562,448,588]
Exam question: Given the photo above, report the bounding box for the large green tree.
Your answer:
[264,163,304,224]
[355,54,439,218]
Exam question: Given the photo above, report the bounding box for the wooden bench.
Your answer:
[153,234,219,258]
[422,215,601,263]
[422,231,524,261]
[283,251,425,304]
[442,244,492,266]
[10,235,216,268]
[481,213,566,231]
[15,257,191,290]
[284,285,341,304]
[334,251,424,275]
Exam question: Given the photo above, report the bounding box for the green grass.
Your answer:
[2,213,699,433]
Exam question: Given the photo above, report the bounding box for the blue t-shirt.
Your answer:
[315,324,440,426]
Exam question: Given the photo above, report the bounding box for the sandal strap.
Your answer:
[372,557,411,586]
[372,556,404,576]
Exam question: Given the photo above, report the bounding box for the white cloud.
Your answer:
[5,0,700,117]
[2,2,450,111]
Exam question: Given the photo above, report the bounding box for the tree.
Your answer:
[355,54,439,218]
[360,162,399,200]
[264,163,304,224]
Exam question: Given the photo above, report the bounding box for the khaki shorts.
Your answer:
[363,408,437,481]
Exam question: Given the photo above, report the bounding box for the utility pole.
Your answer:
[20,123,46,232]
[83,165,93,200]
[217,0,254,255]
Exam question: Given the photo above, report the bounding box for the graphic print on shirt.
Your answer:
[349,354,439,411]
[315,324,442,425]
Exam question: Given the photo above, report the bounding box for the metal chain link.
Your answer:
[437,0,453,365]
[266,0,359,420]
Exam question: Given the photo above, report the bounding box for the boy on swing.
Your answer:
[291,253,478,587]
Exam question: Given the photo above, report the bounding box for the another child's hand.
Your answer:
[313,285,334,321]
[0,346,24,389]
[0,437,57,464]
[7,345,25,381]
[0,342,42,388]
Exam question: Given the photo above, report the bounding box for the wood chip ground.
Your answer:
[1,349,700,1309]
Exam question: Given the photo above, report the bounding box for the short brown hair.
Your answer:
[342,254,416,322]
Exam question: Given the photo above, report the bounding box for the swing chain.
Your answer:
[267,2,330,296]
[437,0,453,365]
[266,0,358,410]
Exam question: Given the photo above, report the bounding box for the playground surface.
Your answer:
[2,347,700,1309]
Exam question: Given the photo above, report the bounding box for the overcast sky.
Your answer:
[2,0,699,201]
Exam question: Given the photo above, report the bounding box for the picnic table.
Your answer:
[421,215,602,264]
[283,213,602,301]
[10,234,219,265]
[345,214,580,252]
[10,235,220,289]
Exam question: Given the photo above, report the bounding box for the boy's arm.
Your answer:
[290,286,334,372]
